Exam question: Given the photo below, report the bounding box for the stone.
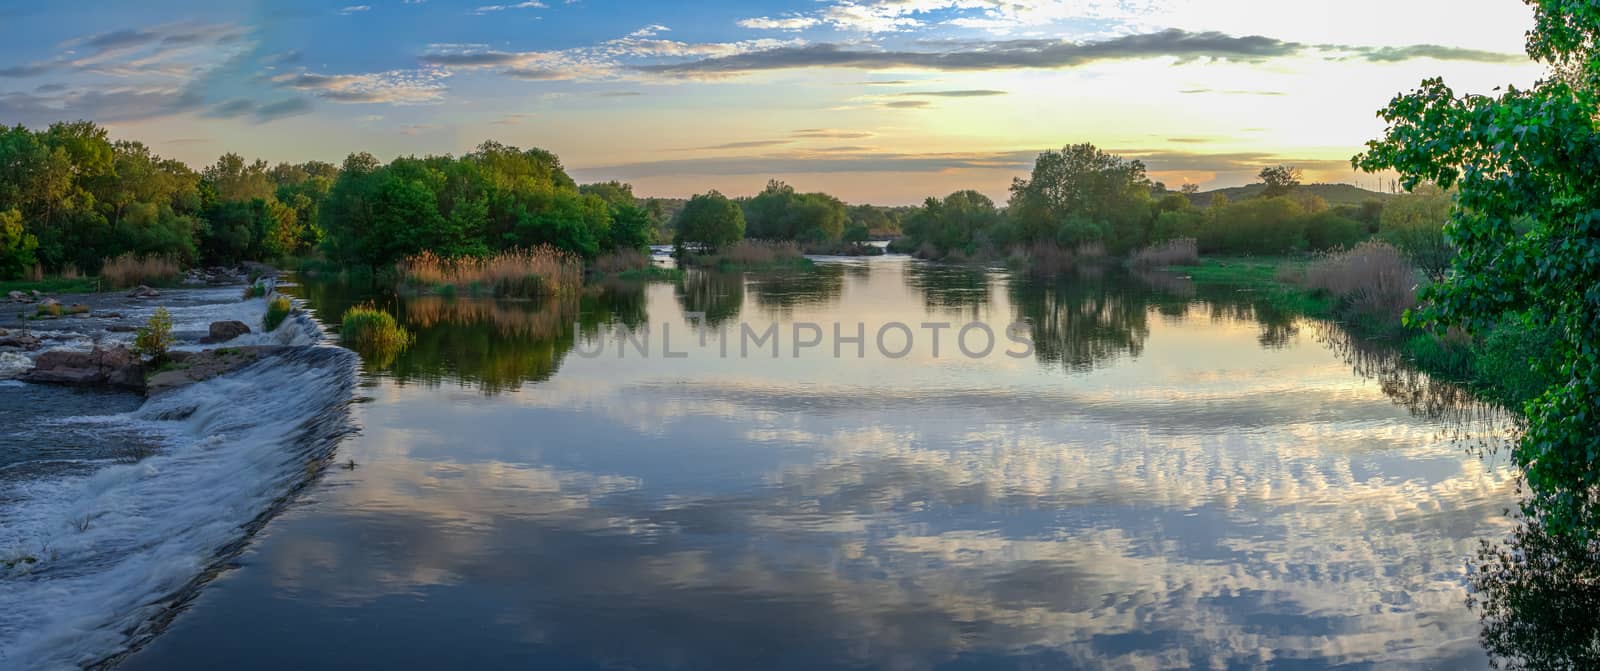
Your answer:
[6,291,26,303]
[145,347,268,395]
[127,285,160,298]
[21,346,145,390]
[200,320,251,344]
[0,334,41,350]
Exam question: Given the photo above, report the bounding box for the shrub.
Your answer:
[101,253,180,289]
[398,247,583,298]
[134,307,174,363]
[242,283,267,299]
[1379,188,1454,278]
[1129,238,1199,267]
[592,249,651,275]
[1303,240,1418,323]
[35,302,62,317]
[264,295,292,331]
[1200,197,1307,255]
[1299,211,1367,251]
[341,304,412,354]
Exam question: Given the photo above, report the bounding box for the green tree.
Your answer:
[1008,144,1153,252]
[1258,165,1303,198]
[1377,186,1454,277]
[0,209,38,279]
[674,191,745,252]
[1355,0,1600,536]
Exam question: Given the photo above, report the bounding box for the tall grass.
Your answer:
[264,295,293,331]
[713,240,804,266]
[101,253,180,289]
[1303,240,1418,322]
[341,304,413,356]
[398,247,582,298]
[1129,238,1199,267]
[592,249,652,275]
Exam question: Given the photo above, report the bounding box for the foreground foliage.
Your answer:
[1357,0,1600,538]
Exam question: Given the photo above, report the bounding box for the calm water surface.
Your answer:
[119,256,1517,670]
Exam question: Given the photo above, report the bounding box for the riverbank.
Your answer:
[1169,256,1547,412]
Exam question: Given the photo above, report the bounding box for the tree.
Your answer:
[900,190,1003,257]
[1378,186,1454,277]
[1008,144,1153,252]
[674,191,744,252]
[1258,165,1302,197]
[1180,183,1200,195]
[742,180,847,243]
[607,203,655,251]
[0,209,38,279]
[1355,0,1600,536]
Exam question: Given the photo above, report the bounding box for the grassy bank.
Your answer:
[1168,250,1546,411]
[0,277,101,295]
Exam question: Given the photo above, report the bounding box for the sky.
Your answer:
[0,0,1546,204]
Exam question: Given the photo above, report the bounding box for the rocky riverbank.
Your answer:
[19,344,287,395]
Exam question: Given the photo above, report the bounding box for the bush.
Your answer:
[264,295,292,331]
[242,283,267,299]
[341,304,412,357]
[1379,189,1453,278]
[134,307,174,363]
[1200,197,1306,255]
[1129,238,1199,267]
[101,253,180,289]
[1303,241,1418,323]
[1299,211,1367,251]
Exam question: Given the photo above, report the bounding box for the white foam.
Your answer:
[0,343,356,670]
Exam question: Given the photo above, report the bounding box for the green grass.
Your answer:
[264,296,293,331]
[611,266,685,282]
[0,277,100,295]
[242,284,268,299]
[341,305,413,368]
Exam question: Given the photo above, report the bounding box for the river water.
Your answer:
[3,256,1519,669]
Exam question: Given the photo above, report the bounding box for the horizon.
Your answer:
[1,0,1542,204]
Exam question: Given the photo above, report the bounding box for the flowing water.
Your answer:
[3,256,1522,669]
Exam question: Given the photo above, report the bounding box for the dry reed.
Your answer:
[1129,238,1199,267]
[398,247,582,298]
[1304,240,1418,321]
[101,253,180,289]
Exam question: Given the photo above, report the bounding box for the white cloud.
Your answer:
[474,1,546,14]
[339,5,371,15]
[738,16,823,31]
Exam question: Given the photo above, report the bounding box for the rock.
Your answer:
[145,347,268,395]
[38,297,59,308]
[21,346,145,390]
[127,285,160,298]
[0,334,41,350]
[200,320,251,344]
[7,291,26,303]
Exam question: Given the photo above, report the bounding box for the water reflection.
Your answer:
[674,270,743,328]
[904,262,993,315]
[746,264,847,317]
[133,256,1530,671]
[1007,274,1151,372]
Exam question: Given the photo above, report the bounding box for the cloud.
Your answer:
[255,97,313,122]
[205,98,256,118]
[339,5,371,15]
[474,1,545,14]
[634,29,1525,77]
[880,99,932,108]
[738,16,822,31]
[1338,44,1528,64]
[891,89,1006,97]
[682,140,796,151]
[628,25,670,38]
[1179,88,1287,96]
[792,129,875,139]
[638,30,1300,76]
[273,68,451,103]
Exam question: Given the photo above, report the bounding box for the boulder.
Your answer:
[6,290,26,303]
[127,285,160,298]
[0,334,41,350]
[200,320,251,344]
[145,347,267,395]
[21,346,145,390]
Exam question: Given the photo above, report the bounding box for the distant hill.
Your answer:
[1187,183,1394,208]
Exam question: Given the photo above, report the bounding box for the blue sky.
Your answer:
[0,0,1543,203]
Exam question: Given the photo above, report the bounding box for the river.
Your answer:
[3,255,1520,669]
